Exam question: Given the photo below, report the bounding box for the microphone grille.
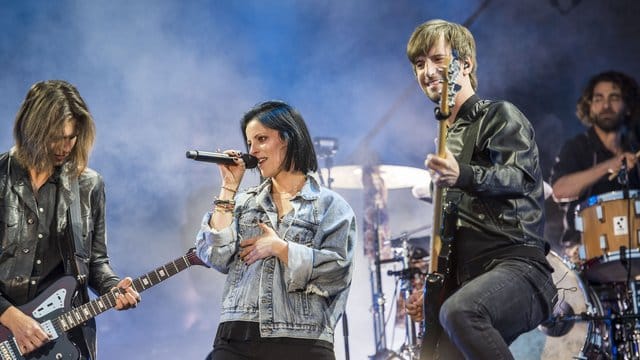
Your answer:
[242,154,258,169]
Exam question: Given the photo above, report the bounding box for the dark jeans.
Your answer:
[435,258,557,360]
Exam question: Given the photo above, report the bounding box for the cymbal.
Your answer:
[320,165,430,189]
[411,179,554,202]
[388,235,431,250]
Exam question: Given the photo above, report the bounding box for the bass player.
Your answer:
[404,19,557,359]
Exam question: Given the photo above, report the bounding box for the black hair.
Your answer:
[241,100,318,173]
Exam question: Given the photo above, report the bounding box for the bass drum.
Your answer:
[509,251,609,359]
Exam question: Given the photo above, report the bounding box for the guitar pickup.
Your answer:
[40,320,59,340]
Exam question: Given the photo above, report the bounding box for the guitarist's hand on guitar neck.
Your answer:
[113,276,141,310]
[0,306,51,356]
[426,146,460,187]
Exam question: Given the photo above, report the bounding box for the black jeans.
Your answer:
[208,321,335,360]
[435,259,557,359]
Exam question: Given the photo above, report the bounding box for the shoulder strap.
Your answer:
[66,175,87,285]
[456,117,482,166]
[446,117,482,205]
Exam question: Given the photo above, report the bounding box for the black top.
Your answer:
[444,95,549,283]
[10,166,64,304]
[32,168,65,300]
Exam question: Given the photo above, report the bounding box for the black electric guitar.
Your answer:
[0,248,208,360]
[420,51,461,360]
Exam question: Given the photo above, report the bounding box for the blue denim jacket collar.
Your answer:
[245,172,322,200]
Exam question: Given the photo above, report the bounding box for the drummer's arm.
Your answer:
[553,156,625,201]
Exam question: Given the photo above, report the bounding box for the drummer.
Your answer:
[550,71,640,262]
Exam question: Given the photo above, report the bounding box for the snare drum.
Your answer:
[509,252,608,359]
[575,190,640,283]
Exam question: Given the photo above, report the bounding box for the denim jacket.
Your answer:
[195,173,356,344]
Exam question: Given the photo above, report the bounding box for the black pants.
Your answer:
[207,341,335,360]
[208,321,334,360]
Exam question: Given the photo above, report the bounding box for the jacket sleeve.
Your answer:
[549,133,589,185]
[85,174,120,295]
[454,101,541,196]
[285,197,356,298]
[194,211,237,274]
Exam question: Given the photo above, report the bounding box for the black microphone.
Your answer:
[185,150,258,169]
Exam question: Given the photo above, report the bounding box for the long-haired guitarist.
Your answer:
[404,20,557,359]
[0,80,140,359]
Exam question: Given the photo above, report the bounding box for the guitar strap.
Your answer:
[67,175,88,287]
[444,115,482,208]
[63,175,98,359]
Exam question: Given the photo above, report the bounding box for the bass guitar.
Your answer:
[0,248,207,360]
[420,50,461,360]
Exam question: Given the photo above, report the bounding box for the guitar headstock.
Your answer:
[186,247,210,268]
[435,50,462,121]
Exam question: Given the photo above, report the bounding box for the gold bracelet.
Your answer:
[214,203,234,211]
[221,186,238,194]
[212,198,235,213]
[213,206,234,214]
[213,198,236,206]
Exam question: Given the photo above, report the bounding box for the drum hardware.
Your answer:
[319,165,431,190]
[367,221,407,360]
[384,235,425,360]
[545,311,640,323]
[320,157,431,358]
[340,163,431,360]
[367,200,394,359]
[384,225,431,255]
[590,279,640,359]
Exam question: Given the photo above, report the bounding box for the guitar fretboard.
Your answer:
[54,251,202,332]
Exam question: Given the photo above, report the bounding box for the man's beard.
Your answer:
[593,111,624,132]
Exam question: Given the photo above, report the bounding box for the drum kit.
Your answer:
[518,188,640,360]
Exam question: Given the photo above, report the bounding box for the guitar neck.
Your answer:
[429,88,451,274]
[54,251,202,333]
[429,121,448,273]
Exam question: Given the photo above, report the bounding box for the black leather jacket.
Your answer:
[0,151,119,358]
[446,95,546,251]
